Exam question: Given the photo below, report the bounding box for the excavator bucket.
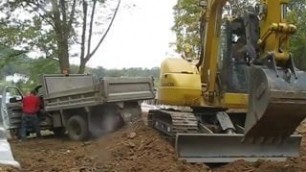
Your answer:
[176,133,301,163]
[244,65,306,142]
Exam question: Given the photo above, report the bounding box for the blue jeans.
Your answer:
[20,114,41,139]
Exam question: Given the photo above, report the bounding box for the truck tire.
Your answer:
[67,116,89,141]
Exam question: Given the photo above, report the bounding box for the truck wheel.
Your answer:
[53,127,66,137]
[67,116,89,141]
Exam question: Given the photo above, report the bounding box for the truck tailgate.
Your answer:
[101,77,154,102]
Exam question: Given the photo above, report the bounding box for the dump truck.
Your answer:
[148,0,306,163]
[1,74,154,140]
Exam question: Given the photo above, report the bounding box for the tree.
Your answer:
[0,45,26,79]
[172,0,251,59]
[78,0,121,73]
[288,0,306,70]
[0,0,121,74]
[0,45,27,71]
[172,0,201,59]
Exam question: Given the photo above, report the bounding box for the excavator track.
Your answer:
[149,110,198,137]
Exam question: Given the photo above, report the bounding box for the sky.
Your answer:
[83,0,178,69]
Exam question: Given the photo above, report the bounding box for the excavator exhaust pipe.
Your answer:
[176,133,301,163]
[244,65,306,142]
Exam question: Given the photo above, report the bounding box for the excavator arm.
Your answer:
[197,0,227,96]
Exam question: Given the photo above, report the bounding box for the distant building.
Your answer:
[5,73,28,83]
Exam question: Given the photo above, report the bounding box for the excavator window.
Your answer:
[281,4,288,21]
[219,20,249,93]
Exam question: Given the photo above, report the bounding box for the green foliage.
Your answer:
[89,67,160,79]
[172,0,251,59]
[0,0,114,73]
[172,0,201,59]
[0,1,55,56]
[89,67,160,87]
[0,56,160,91]
[288,0,306,70]
[172,0,306,70]
[27,58,60,84]
[0,54,59,92]
[0,45,27,79]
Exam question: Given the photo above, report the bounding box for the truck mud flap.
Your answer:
[175,133,301,163]
[245,65,306,141]
[0,128,20,168]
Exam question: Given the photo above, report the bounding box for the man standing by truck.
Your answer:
[20,90,41,140]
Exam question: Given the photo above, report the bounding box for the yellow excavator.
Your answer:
[148,0,306,163]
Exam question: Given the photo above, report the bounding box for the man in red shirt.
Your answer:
[20,90,41,140]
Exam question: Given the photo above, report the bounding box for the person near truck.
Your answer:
[20,90,42,140]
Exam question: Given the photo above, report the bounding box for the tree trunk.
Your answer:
[58,39,70,73]
[78,59,86,74]
[78,0,88,74]
[51,0,71,74]
[78,0,121,74]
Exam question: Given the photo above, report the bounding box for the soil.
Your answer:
[4,119,306,172]
[0,166,19,172]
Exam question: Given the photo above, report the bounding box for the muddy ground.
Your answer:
[3,120,306,172]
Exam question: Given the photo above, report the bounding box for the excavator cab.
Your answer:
[219,18,250,94]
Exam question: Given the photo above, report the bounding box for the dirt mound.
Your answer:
[0,165,19,172]
[213,159,302,172]
[7,120,306,172]
[9,120,209,172]
[91,120,209,172]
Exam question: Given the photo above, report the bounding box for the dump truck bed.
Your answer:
[42,74,154,111]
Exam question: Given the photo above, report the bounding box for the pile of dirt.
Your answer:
[0,165,19,172]
[9,120,209,172]
[213,159,302,172]
[89,120,209,172]
[7,120,306,172]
